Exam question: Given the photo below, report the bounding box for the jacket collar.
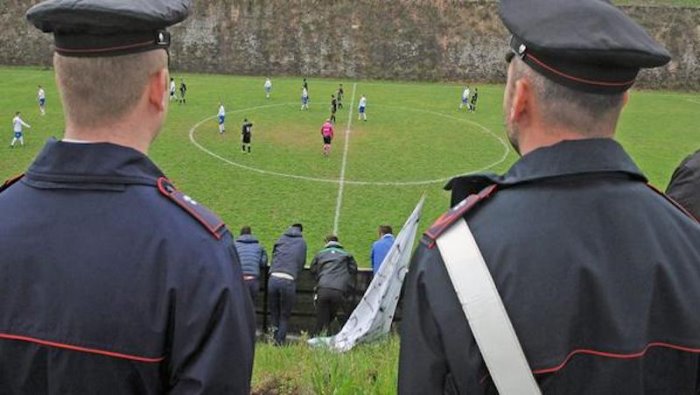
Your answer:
[500,138,646,185]
[325,241,344,249]
[236,234,260,243]
[26,139,164,186]
[445,139,647,206]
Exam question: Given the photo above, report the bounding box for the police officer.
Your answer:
[0,1,255,393]
[398,0,700,393]
[666,149,700,219]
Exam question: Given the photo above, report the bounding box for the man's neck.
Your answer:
[64,121,154,154]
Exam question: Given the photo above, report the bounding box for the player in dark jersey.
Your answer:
[337,84,344,109]
[241,118,253,153]
[179,79,187,104]
[330,95,338,123]
[469,88,479,112]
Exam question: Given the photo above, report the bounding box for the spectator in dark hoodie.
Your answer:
[310,235,358,336]
[267,223,307,345]
[234,226,268,304]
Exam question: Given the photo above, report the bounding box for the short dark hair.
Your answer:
[511,57,624,134]
[292,223,303,232]
[240,226,251,235]
[325,234,338,242]
[379,225,393,235]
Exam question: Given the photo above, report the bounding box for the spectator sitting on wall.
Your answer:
[234,226,268,304]
[267,223,307,345]
[310,235,358,336]
[371,225,394,274]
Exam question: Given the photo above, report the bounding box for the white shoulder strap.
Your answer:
[436,217,541,395]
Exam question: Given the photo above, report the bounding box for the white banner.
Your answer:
[309,195,425,352]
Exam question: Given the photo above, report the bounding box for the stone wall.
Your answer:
[2,0,698,89]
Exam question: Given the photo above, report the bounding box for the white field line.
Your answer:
[333,83,357,234]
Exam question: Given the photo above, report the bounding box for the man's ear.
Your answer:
[510,77,531,124]
[621,90,630,108]
[148,68,168,112]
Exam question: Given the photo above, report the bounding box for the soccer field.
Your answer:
[1,66,698,266]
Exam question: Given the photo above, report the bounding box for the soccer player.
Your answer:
[301,87,309,110]
[264,78,272,99]
[330,94,337,123]
[337,83,344,109]
[37,85,46,115]
[321,119,334,156]
[241,118,253,153]
[459,86,470,110]
[169,78,176,101]
[179,79,187,104]
[217,103,226,134]
[470,88,479,112]
[358,95,367,121]
[10,111,31,148]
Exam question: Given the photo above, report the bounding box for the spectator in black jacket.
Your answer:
[666,149,700,219]
[310,235,358,336]
[235,226,268,303]
[267,223,307,345]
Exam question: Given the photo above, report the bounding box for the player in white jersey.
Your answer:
[301,87,309,110]
[264,78,272,99]
[358,95,367,121]
[169,78,177,101]
[10,112,31,148]
[459,86,470,110]
[217,103,226,134]
[37,85,46,115]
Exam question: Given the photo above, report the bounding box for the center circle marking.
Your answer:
[189,102,511,186]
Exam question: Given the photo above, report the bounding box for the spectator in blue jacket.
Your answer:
[267,223,307,345]
[371,225,394,274]
[235,226,268,304]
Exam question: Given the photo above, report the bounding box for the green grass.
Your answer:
[1,67,698,393]
[614,0,700,6]
[252,334,399,394]
[1,66,698,269]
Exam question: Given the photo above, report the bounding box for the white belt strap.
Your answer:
[436,218,541,395]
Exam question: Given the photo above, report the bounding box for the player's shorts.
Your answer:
[39,98,46,106]
[14,132,22,139]
[242,133,251,144]
[462,97,468,104]
[323,136,332,145]
[302,97,309,104]
[170,90,176,97]
[180,90,186,97]
[265,87,271,93]
[218,115,225,125]
[359,106,366,114]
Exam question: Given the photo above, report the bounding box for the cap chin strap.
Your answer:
[437,218,541,394]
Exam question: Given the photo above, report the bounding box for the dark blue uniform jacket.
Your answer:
[399,139,700,394]
[0,140,255,394]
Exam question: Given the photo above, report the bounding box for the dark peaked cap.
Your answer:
[26,0,191,57]
[500,0,671,93]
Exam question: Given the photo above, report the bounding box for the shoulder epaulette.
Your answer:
[157,177,227,239]
[646,183,698,222]
[424,184,498,248]
[1,174,24,194]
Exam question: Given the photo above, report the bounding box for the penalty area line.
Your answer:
[333,82,357,235]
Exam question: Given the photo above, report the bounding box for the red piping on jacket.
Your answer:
[532,342,700,375]
[0,332,165,363]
